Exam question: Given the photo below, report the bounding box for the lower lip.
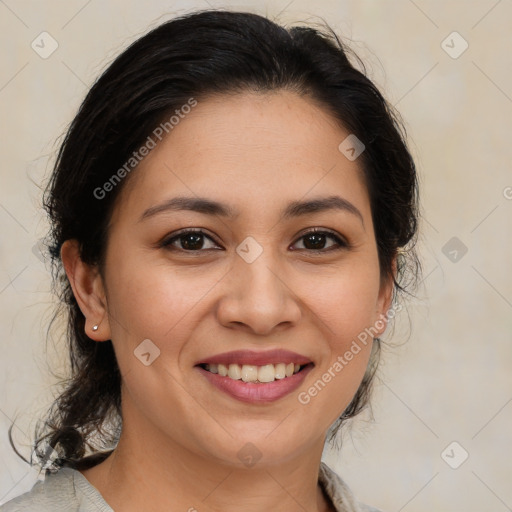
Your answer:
[196,364,314,403]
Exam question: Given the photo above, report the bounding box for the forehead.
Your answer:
[112,90,370,223]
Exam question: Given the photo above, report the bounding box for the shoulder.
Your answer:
[0,467,112,512]
[0,468,76,512]
[319,461,384,512]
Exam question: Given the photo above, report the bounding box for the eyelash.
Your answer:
[160,227,349,254]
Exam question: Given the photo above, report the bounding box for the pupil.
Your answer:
[182,234,203,250]
[304,233,325,250]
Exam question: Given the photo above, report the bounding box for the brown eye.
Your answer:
[161,229,221,251]
[291,229,348,253]
[160,228,348,254]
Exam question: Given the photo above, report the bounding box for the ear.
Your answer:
[374,255,398,337]
[61,239,111,341]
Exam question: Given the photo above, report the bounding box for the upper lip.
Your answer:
[195,349,313,367]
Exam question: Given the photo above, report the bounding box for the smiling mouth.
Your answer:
[197,362,313,383]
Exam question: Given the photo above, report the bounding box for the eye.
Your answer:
[160,229,221,252]
[291,228,348,253]
[160,227,349,254]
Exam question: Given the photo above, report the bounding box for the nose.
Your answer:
[215,250,302,336]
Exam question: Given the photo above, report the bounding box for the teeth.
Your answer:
[204,362,304,383]
[274,363,286,379]
[241,365,258,382]
[228,364,242,380]
[258,364,275,383]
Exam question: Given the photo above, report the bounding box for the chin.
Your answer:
[202,430,316,470]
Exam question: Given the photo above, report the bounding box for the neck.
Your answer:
[80,424,334,512]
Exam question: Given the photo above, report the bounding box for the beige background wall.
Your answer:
[1,1,511,510]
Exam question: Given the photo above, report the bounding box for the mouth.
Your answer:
[194,349,314,403]
[196,362,314,403]
[197,361,313,384]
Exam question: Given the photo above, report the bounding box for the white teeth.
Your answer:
[274,363,286,379]
[204,362,304,383]
[241,365,258,382]
[228,364,242,380]
[258,364,275,383]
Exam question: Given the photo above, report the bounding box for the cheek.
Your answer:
[293,262,381,409]
[104,251,221,360]
[304,260,382,343]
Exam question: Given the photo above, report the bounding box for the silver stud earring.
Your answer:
[92,325,99,332]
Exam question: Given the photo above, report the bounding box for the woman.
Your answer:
[2,9,419,512]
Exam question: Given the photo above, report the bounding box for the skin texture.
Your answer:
[61,90,395,512]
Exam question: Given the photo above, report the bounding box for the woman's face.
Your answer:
[99,90,393,466]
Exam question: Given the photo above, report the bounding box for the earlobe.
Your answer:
[60,239,111,341]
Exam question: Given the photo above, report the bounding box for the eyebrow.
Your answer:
[139,195,364,226]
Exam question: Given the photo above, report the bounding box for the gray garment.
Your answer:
[0,461,382,512]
